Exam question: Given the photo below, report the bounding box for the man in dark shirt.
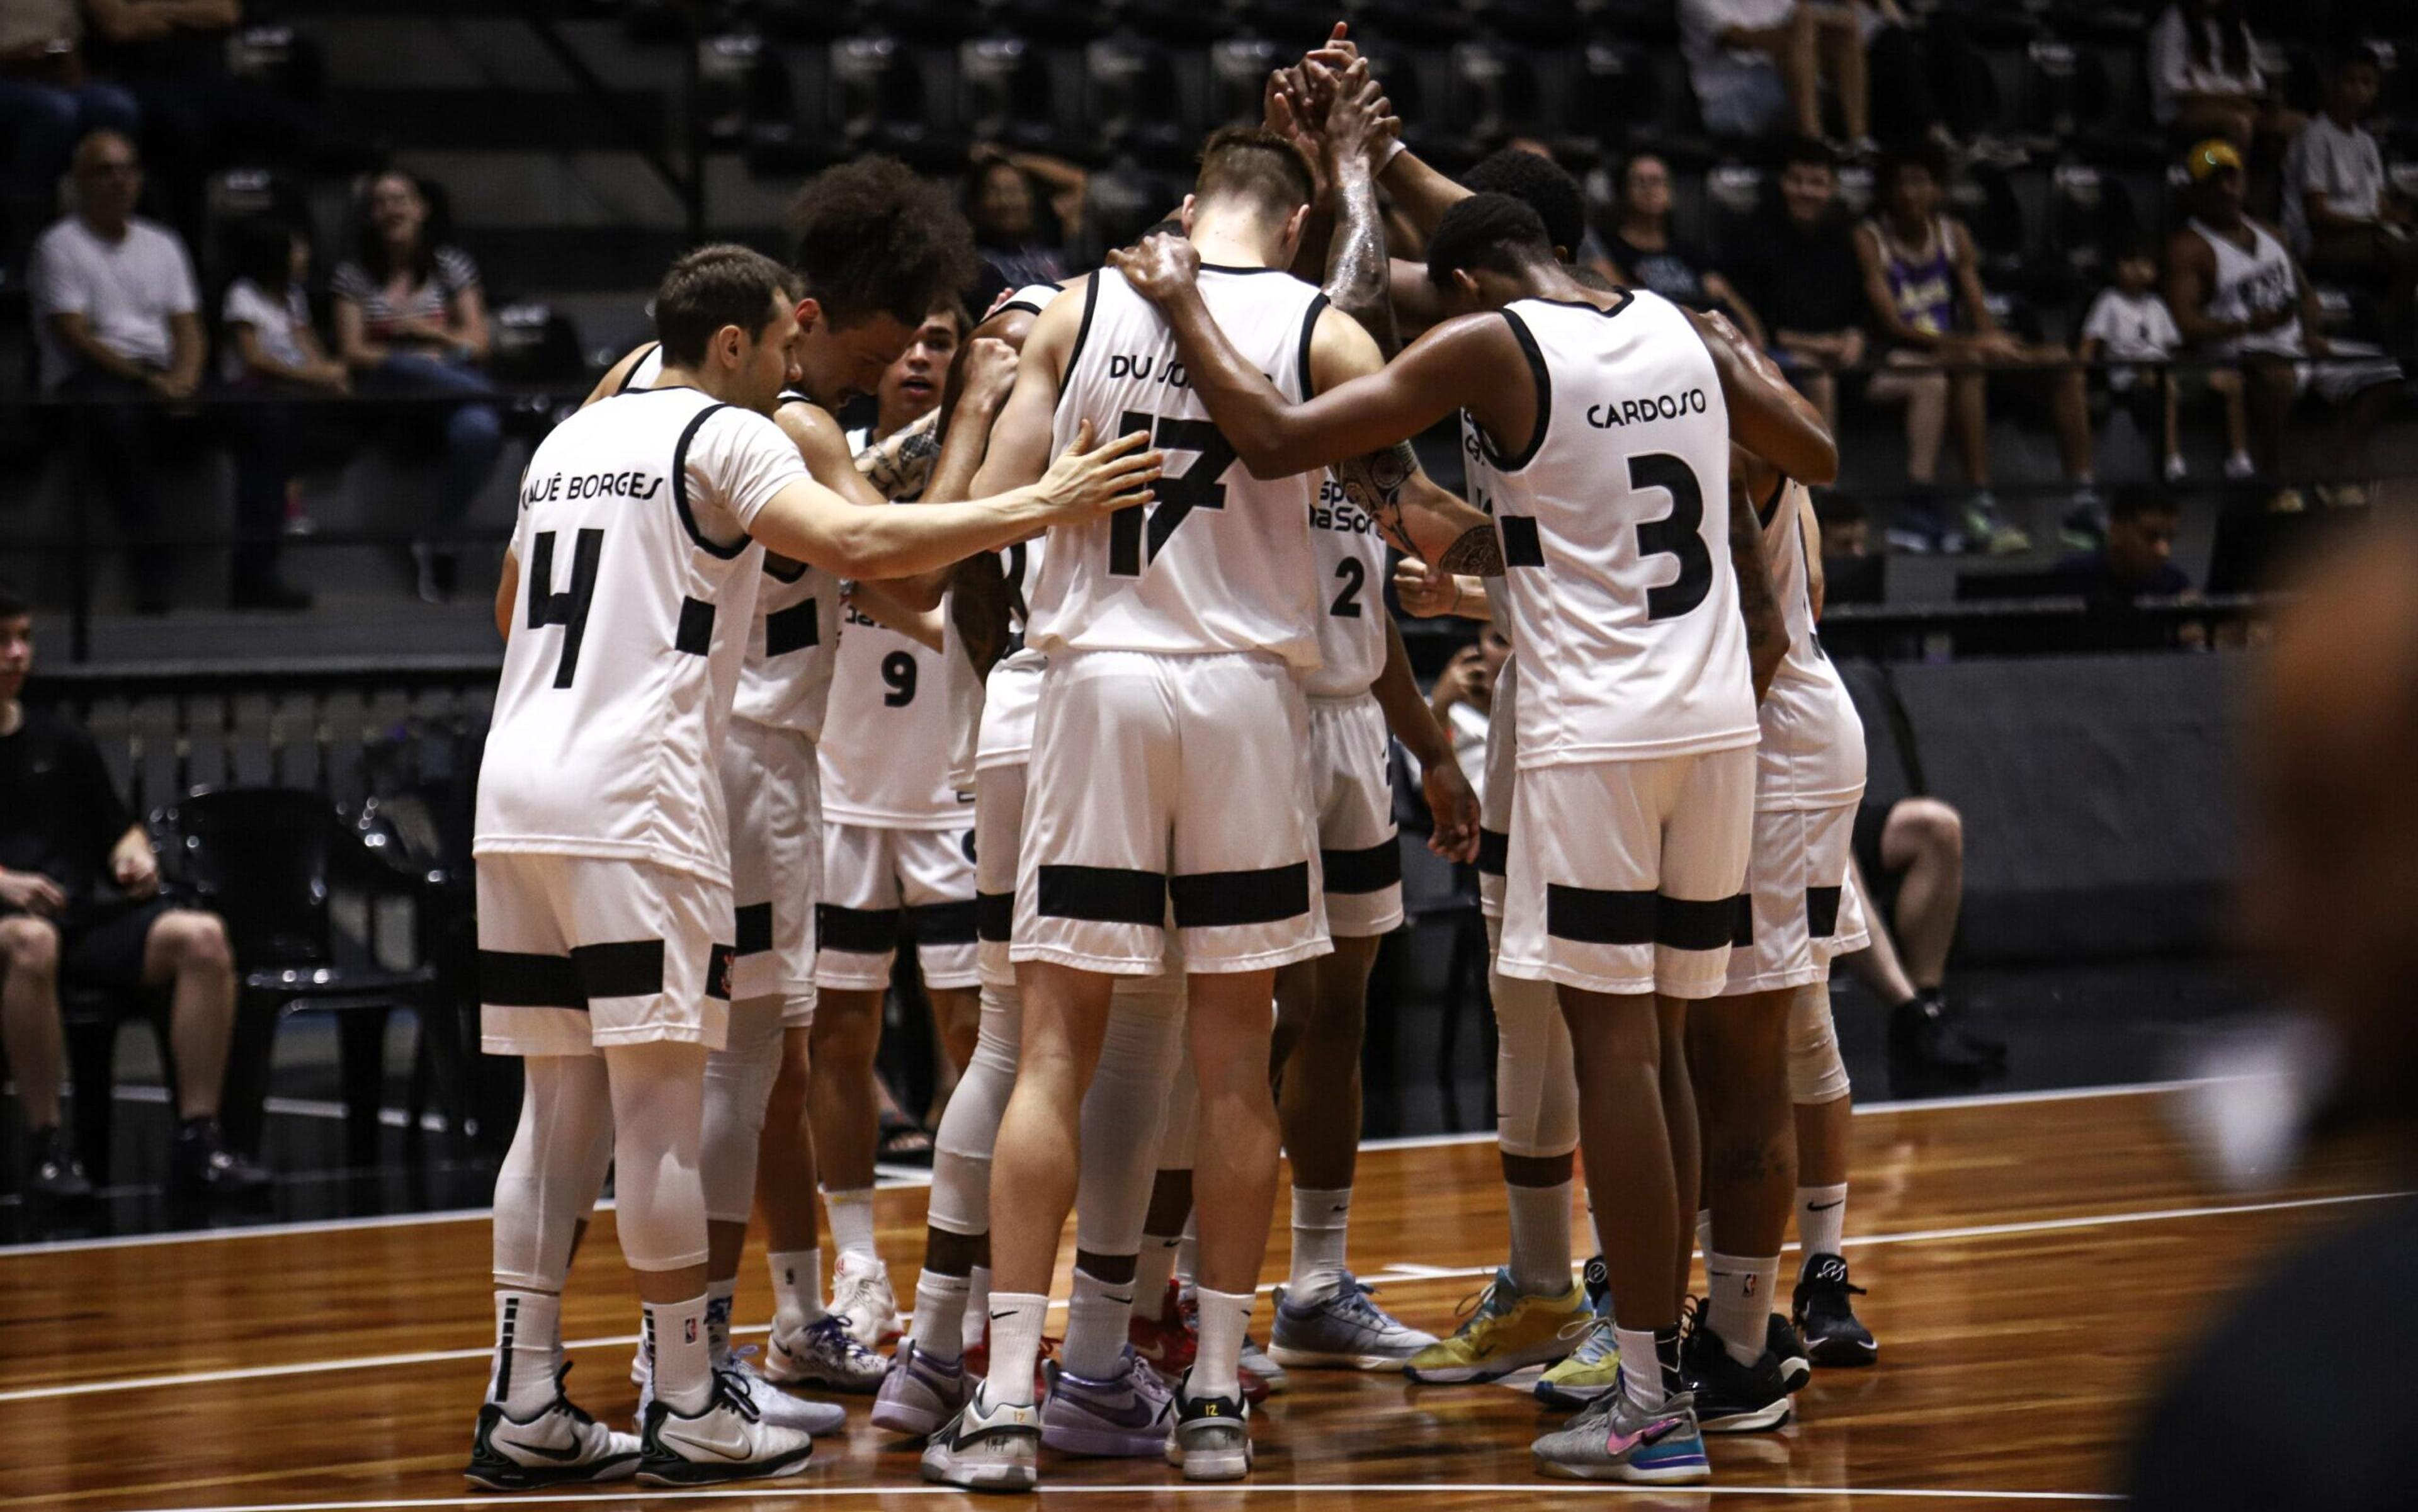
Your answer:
[1723,137,1869,438]
[2052,489,2189,598]
[0,590,264,1200]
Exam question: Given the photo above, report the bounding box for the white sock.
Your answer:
[1585,1193,1607,1259]
[1797,1183,1848,1263]
[1174,1213,1199,1288]
[1064,1266,1135,1379]
[981,1291,1050,1407]
[963,1264,992,1355]
[1614,1325,1664,1411]
[1287,1185,1352,1302]
[767,1248,823,1333]
[489,1290,562,1416]
[1504,1178,1574,1298]
[646,1294,713,1414]
[823,1186,878,1261]
[907,1268,970,1363]
[1134,1234,1180,1310]
[705,1278,736,1368]
[1706,1251,1779,1370]
[1188,1286,1253,1401]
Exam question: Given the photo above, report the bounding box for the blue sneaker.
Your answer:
[1270,1274,1438,1369]
[1531,1380,1710,1484]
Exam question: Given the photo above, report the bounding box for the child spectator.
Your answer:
[219,214,345,611]
[2077,242,2189,489]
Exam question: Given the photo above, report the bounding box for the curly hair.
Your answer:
[1425,192,1553,292]
[788,157,979,329]
[1461,148,1587,259]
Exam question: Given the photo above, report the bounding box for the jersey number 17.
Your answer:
[1108,411,1235,577]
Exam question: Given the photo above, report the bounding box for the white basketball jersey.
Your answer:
[990,282,1064,321]
[1752,479,1865,809]
[476,386,803,883]
[1027,266,1328,669]
[1464,290,1756,767]
[1303,474,1388,697]
[2190,218,2302,357]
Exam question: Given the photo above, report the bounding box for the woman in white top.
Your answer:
[218,215,347,610]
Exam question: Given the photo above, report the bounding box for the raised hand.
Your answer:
[1036,420,1162,522]
[1106,232,1203,305]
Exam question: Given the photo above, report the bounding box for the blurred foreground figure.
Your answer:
[2127,517,2418,1509]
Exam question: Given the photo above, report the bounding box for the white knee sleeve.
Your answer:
[1155,1029,1199,1172]
[492,1055,617,1293]
[700,995,785,1224]
[928,981,1021,1236]
[603,1041,711,1273]
[1076,978,1186,1256]
[1490,915,1579,1160]
[1788,981,1852,1105]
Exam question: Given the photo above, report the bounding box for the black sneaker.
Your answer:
[1766,1312,1812,1391]
[1887,994,1994,1086]
[172,1117,271,1198]
[1679,1322,1794,1433]
[1793,1253,1876,1368]
[25,1127,94,1202]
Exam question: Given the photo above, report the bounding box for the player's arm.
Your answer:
[1309,307,1502,572]
[581,343,652,407]
[1684,306,1837,486]
[854,409,943,499]
[1371,615,1480,861]
[846,582,946,652]
[1801,488,1827,621]
[494,547,519,642]
[1315,57,1400,356]
[969,289,1081,497]
[1727,448,1790,704]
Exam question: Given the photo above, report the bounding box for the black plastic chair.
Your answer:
[57,983,176,1188]
[158,787,468,1168]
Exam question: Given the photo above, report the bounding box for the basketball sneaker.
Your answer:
[829,1250,902,1347]
[920,1382,1042,1492]
[1040,1346,1177,1456]
[464,1368,640,1491]
[633,1338,846,1436]
[1534,1292,1621,1409]
[1767,1313,1813,1391]
[636,1372,815,1486]
[1679,1320,1795,1433]
[872,1338,971,1439]
[1532,1373,1709,1484]
[763,1311,887,1394]
[1404,1268,1587,1384]
[1793,1252,1878,1367]
[1238,1332,1288,1394]
[1270,1275,1437,1368]
[1164,1374,1251,1482]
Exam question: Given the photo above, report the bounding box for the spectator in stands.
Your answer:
[1677,0,1878,152]
[1602,151,1768,348]
[2284,45,2414,344]
[963,144,1085,288]
[30,128,202,617]
[1841,803,2005,1087]
[219,213,343,611]
[1815,494,1886,605]
[1425,622,1511,791]
[0,588,269,1202]
[1723,137,1870,444]
[0,1,137,255]
[2169,139,2402,511]
[2054,487,2189,594]
[1855,144,2098,555]
[2147,0,2293,154]
[2077,239,2194,497]
[331,170,501,605]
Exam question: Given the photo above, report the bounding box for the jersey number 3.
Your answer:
[1109,411,1234,577]
[1630,453,1712,622]
[528,528,603,688]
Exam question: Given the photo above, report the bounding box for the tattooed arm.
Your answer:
[1728,453,1790,703]
[1308,304,1502,571]
[852,409,943,499]
[1315,57,1400,356]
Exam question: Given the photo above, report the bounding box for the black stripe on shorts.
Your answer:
[1322,841,1401,895]
[1807,885,1842,940]
[1477,828,1510,877]
[734,902,774,956]
[479,950,586,1008]
[908,899,980,946]
[571,938,668,999]
[1660,894,1754,952]
[975,891,1014,943]
[1545,885,1657,945]
[817,904,902,955]
[1170,861,1311,929]
[1037,865,1167,926]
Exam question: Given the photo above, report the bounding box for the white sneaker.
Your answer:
[1164,1374,1252,1482]
[921,1382,1042,1491]
[638,1343,848,1436]
[2164,453,2189,482]
[465,1370,640,1491]
[637,1373,815,1486]
[2225,450,2257,482]
[763,1311,888,1394]
[829,1251,901,1348]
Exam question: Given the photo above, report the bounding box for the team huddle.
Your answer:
[464,26,1877,1492]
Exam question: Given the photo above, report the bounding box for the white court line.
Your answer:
[4,1185,2404,1407]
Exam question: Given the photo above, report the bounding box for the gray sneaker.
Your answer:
[1269,1275,1438,1369]
[920,1384,1042,1492]
[1040,1346,1176,1457]
[871,1339,969,1439]
[1162,1376,1251,1482]
[1531,1384,1711,1484]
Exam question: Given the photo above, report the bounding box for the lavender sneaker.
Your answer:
[871,1339,969,1439]
[1039,1346,1177,1457]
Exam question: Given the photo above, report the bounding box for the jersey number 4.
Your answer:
[1108,411,1234,577]
[528,528,603,687]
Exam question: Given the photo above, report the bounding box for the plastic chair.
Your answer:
[57,984,177,1188]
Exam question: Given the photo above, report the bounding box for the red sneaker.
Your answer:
[1134,1281,1268,1403]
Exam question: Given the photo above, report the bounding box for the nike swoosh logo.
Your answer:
[671,1432,760,1462]
[1808,1200,1844,1211]
[501,1437,589,1462]
[1105,1294,1132,1306]
[989,1309,1014,1320]
[1329,1205,1349,1214]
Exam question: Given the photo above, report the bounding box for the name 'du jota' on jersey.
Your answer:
[475,385,807,885]
[1463,288,1757,768]
[1025,265,1329,670]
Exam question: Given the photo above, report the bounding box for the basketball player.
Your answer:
[1108,193,1834,1482]
[466,243,1161,1490]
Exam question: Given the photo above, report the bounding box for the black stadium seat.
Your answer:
[959,37,1061,154]
[2045,161,2140,288]
[1086,36,1193,169]
[1444,40,1543,149]
[1206,38,1286,130]
[827,35,934,162]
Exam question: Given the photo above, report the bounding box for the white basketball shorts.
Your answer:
[720,719,820,1021]
[814,821,980,992]
[1308,691,1403,939]
[1719,802,1872,996]
[477,852,732,1055]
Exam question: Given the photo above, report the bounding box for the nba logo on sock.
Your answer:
[684,1319,698,1344]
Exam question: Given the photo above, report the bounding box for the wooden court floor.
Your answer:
[3,1081,2406,1511]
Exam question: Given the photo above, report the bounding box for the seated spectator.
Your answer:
[0,0,137,254]
[2077,240,2200,498]
[1723,137,1870,443]
[0,590,268,1202]
[2147,0,2295,154]
[2283,45,2414,343]
[219,213,344,611]
[963,145,1085,288]
[331,170,501,605]
[1424,623,1511,791]
[1603,152,1769,347]
[30,129,203,616]
[1678,0,1876,151]
[1854,144,2097,555]
[2054,488,2189,596]
[2168,139,2402,511]
[1814,493,1886,604]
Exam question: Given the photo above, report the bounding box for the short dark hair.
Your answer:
[1426,192,1553,292]
[655,244,792,367]
[1779,135,1837,174]
[1462,148,1587,257]
[224,213,303,292]
[2109,487,2181,523]
[788,156,979,329]
[0,583,28,620]
[1879,142,1948,197]
[1193,125,1314,217]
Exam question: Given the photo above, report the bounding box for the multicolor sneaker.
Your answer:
[871,1338,970,1439]
[637,1371,815,1486]
[1793,1252,1877,1367]
[1961,489,2031,555]
[1040,1346,1176,1456]
[919,1383,1041,1492]
[1271,1275,1438,1369]
[465,1368,641,1491]
[1534,1294,1621,1409]
[763,1312,887,1394]
[1680,1320,1795,1433]
[1531,1382,1710,1484]
[1404,1268,1587,1384]
[829,1251,902,1348]
[1163,1373,1252,1482]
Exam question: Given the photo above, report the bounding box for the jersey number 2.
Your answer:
[1330,558,1365,618]
[528,528,603,688]
[1109,411,1235,577]
[1630,453,1713,622]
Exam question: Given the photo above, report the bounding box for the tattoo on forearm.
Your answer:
[1324,167,1399,356]
[1334,441,1420,557]
[1436,525,1504,576]
[854,410,943,499]
[1728,486,1788,693]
